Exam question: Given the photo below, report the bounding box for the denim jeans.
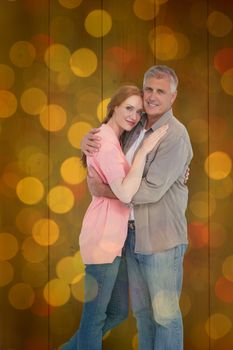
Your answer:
[125,225,187,350]
[61,255,128,350]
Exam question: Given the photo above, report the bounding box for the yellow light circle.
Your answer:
[205,313,231,340]
[221,68,233,96]
[97,98,111,123]
[22,262,48,288]
[0,233,19,260]
[32,218,59,246]
[67,121,93,149]
[153,32,178,60]
[43,278,70,306]
[190,191,216,218]
[207,11,232,37]
[0,261,14,286]
[222,256,233,282]
[10,41,36,68]
[85,10,112,37]
[58,0,83,9]
[47,186,75,214]
[210,176,233,199]
[71,273,98,302]
[21,237,48,263]
[0,90,17,118]
[16,208,43,235]
[61,157,87,185]
[16,176,44,205]
[9,283,35,310]
[44,44,71,72]
[188,119,208,143]
[56,255,83,284]
[39,104,67,132]
[20,88,47,115]
[133,0,159,21]
[204,151,232,180]
[0,64,15,90]
[70,48,97,77]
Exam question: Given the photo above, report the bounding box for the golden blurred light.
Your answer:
[56,254,84,284]
[67,121,93,149]
[32,218,59,246]
[61,157,87,185]
[21,236,48,263]
[133,0,159,20]
[173,32,190,59]
[43,278,70,306]
[204,151,232,180]
[214,48,233,74]
[57,69,74,89]
[215,277,233,303]
[16,176,44,204]
[209,222,227,248]
[190,1,208,28]
[97,98,111,122]
[221,68,233,96]
[0,64,15,89]
[50,16,75,43]
[0,90,17,118]
[20,87,47,115]
[190,324,210,349]
[189,192,216,218]
[70,48,97,77]
[10,41,36,67]
[9,283,35,310]
[180,291,191,317]
[152,290,179,323]
[58,0,83,9]
[47,186,75,214]
[205,313,231,340]
[71,272,98,302]
[188,118,208,143]
[44,44,71,72]
[85,10,112,37]
[22,262,48,288]
[149,26,178,60]
[30,33,53,62]
[222,256,233,282]
[24,152,51,180]
[207,11,232,37]
[0,233,19,260]
[50,308,76,336]
[39,104,67,132]
[210,176,233,199]
[188,222,208,248]
[0,261,14,286]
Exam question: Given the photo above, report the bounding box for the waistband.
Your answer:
[128,220,135,229]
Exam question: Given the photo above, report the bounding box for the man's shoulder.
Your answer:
[169,116,190,139]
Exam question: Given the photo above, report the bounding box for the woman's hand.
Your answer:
[140,124,169,155]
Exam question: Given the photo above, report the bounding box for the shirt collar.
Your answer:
[145,109,173,131]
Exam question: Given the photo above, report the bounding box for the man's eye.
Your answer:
[144,87,153,93]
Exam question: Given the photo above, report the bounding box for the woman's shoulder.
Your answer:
[98,124,119,145]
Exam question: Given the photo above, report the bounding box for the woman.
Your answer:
[61,85,168,350]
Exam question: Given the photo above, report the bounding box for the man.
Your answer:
[81,65,193,350]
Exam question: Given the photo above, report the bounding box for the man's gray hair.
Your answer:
[143,65,178,93]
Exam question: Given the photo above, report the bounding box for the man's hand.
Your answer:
[184,167,190,184]
[80,128,101,156]
[87,166,116,199]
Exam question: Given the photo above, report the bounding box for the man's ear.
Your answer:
[171,91,177,105]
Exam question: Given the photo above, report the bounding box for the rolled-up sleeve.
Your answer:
[132,136,189,205]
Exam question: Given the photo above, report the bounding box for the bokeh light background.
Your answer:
[0,0,233,349]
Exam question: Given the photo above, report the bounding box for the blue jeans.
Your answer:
[125,225,186,350]
[61,255,128,350]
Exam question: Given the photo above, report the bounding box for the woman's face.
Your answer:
[113,95,143,132]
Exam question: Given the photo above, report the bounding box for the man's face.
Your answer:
[143,76,177,119]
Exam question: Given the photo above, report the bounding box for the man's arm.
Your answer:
[87,166,116,198]
[80,128,101,156]
[132,136,192,205]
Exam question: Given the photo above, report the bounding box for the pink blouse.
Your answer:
[79,124,130,264]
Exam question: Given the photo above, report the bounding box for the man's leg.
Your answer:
[139,244,187,350]
[125,225,155,350]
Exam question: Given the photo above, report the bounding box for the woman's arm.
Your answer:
[110,125,168,203]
